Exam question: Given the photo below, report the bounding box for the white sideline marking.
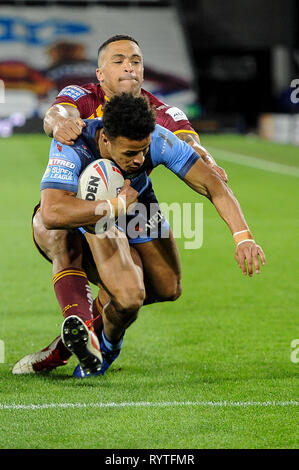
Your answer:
[208,146,299,177]
[0,400,298,410]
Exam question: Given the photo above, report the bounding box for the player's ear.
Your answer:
[101,131,110,145]
[96,67,103,83]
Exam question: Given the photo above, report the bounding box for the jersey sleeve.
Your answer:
[40,140,82,193]
[156,105,198,136]
[150,125,200,179]
[51,85,93,118]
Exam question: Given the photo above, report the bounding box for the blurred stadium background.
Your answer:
[0,0,298,142]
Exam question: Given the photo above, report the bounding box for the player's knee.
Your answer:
[155,278,182,302]
[172,280,182,301]
[114,285,145,313]
[165,281,182,302]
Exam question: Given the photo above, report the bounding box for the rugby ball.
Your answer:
[76,158,124,233]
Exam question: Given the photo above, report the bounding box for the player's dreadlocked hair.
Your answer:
[98,35,139,61]
[103,93,156,141]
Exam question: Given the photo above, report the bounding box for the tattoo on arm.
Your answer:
[177,132,200,146]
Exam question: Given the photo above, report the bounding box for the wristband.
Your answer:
[109,196,127,216]
[118,195,127,215]
[233,229,253,246]
[105,199,115,217]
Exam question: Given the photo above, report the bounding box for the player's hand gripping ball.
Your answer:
[76,158,124,233]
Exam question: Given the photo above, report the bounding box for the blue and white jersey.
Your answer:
[41,119,200,195]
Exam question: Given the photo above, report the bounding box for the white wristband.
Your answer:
[105,199,114,217]
[233,229,249,237]
[237,239,255,247]
[118,195,127,215]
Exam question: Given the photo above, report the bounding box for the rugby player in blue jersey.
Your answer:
[13,35,229,376]
[13,93,265,377]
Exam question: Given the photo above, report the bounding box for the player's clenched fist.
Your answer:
[234,241,266,277]
[53,117,86,145]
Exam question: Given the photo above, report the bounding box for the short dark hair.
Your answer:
[98,35,140,61]
[102,93,156,141]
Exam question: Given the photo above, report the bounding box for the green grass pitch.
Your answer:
[0,133,298,449]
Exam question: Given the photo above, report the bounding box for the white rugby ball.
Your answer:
[77,158,124,233]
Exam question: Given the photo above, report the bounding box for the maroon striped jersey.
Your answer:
[52,83,198,137]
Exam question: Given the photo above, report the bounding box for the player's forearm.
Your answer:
[209,184,251,236]
[41,197,101,229]
[178,132,217,165]
[44,105,67,136]
[184,162,251,235]
[178,132,228,182]
[41,192,120,230]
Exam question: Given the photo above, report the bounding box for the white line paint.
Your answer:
[0,400,298,410]
[208,147,299,177]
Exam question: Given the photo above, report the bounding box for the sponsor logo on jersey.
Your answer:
[165,107,188,122]
[57,85,87,101]
[48,158,75,169]
[43,167,51,179]
[43,158,76,183]
[48,167,74,181]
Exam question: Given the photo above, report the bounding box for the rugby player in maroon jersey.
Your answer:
[44,35,227,181]
[13,36,229,375]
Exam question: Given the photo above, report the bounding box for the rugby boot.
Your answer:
[12,336,69,374]
[72,330,123,378]
[62,315,102,374]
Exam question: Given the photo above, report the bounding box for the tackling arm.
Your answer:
[176,131,228,182]
[43,104,86,145]
[184,159,266,276]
